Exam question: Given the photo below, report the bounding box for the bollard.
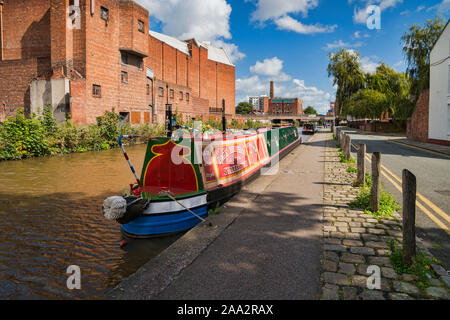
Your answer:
[402,169,416,265]
[370,152,381,213]
[345,135,351,161]
[357,143,366,186]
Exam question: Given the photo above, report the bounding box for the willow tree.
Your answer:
[328,49,365,117]
[401,15,446,102]
[347,89,388,120]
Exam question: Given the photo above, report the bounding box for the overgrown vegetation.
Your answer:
[346,166,357,173]
[388,239,445,292]
[337,147,355,164]
[350,173,401,218]
[0,108,164,161]
[327,15,446,129]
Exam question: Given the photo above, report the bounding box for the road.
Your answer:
[345,130,450,269]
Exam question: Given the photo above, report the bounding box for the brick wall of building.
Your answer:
[407,90,429,143]
[0,0,236,125]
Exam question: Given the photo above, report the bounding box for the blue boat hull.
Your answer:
[121,206,208,237]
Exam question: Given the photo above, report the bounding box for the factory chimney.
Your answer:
[270,81,274,99]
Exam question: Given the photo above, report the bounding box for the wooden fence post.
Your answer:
[345,134,351,161]
[357,143,366,186]
[402,169,416,265]
[370,152,381,213]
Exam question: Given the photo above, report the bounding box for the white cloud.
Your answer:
[324,40,363,51]
[135,0,245,63]
[426,0,450,13]
[250,57,284,76]
[345,49,380,73]
[249,0,337,35]
[274,15,337,34]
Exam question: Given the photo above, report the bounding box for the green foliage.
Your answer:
[0,109,164,161]
[236,102,254,115]
[303,106,318,115]
[208,202,221,216]
[346,166,357,173]
[401,15,446,102]
[388,239,441,291]
[350,174,400,218]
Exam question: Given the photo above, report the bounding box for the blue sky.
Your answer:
[136,0,449,114]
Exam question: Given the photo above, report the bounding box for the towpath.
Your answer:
[106,131,327,300]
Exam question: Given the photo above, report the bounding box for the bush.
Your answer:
[350,173,401,218]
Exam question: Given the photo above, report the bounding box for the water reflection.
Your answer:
[0,144,183,299]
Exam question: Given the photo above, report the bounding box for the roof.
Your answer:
[431,19,450,54]
[271,98,297,103]
[148,30,234,67]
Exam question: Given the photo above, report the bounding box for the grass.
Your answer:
[388,239,444,292]
[347,166,357,173]
[208,202,221,216]
[350,173,401,218]
[338,148,355,164]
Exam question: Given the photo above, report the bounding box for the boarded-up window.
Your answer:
[131,111,141,124]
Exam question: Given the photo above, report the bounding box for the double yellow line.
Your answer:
[351,143,450,235]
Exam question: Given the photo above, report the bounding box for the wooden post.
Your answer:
[402,169,416,265]
[357,143,366,186]
[345,134,351,161]
[370,152,381,213]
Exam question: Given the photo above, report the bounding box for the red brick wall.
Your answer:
[70,78,87,123]
[1,0,51,61]
[407,90,429,142]
[0,57,51,116]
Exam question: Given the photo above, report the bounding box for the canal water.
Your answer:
[0,129,311,299]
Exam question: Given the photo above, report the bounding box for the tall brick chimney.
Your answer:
[0,0,4,61]
[270,81,274,99]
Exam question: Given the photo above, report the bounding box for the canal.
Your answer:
[0,129,311,299]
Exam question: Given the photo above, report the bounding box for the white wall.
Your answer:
[30,78,70,123]
[429,24,450,142]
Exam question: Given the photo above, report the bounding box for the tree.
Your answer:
[401,15,446,102]
[347,89,388,120]
[303,106,318,115]
[328,49,365,117]
[236,102,254,115]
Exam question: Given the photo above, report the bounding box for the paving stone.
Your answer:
[367,228,386,235]
[324,226,337,232]
[343,240,363,247]
[329,232,345,239]
[368,256,391,266]
[341,253,365,264]
[337,217,352,222]
[381,267,398,279]
[350,247,375,255]
[376,249,391,256]
[351,275,368,288]
[389,293,413,300]
[425,287,450,300]
[401,274,417,282]
[323,260,338,272]
[348,222,362,228]
[322,284,339,300]
[339,262,356,275]
[429,278,441,286]
[344,233,361,240]
[338,227,349,233]
[393,281,420,295]
[362,223,376,228]
[441,275,450,287]
[324,251,339,262]
[366,218,379,223]
[342,287,358,300]
[334,222,349,227]
[350,227,366,233]
[361,234,380,242]
[324,244,347,252]
[431,264,448,277]
[323,272,349,286]
[387,230,403,237]
[365,241,389,249]
[357,264,370,275]
[361,290,385,300]
[324,238,341,245]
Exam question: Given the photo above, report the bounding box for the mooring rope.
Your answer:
[158,190,211,225]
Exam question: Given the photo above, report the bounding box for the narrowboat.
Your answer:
[102,125,301,238]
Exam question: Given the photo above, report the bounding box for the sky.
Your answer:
[135,0,449,114]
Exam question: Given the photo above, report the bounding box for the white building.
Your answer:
[249,97,260,111]
[429,20,450,143]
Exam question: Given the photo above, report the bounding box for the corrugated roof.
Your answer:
[149,30,190,55]
[148,30,234,66]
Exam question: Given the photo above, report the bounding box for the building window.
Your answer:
[100,7,109,22]
[121,51,143,70]
[186,93,190,102]
[93,84,101,97]
[159,87,164,97]
[138,20,145,33]
[121,71,128,84]
[146,84,150,95]
[121,52,128,65]
[179,91,183,100]
[170,89,174,99]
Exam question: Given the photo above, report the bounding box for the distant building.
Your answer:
[248,95,269,113]
[408,20,450,145]
[267,81,303,115]
[249,97,260,111]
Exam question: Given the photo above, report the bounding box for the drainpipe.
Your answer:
[0,0,4,61]
[90,0,95,15]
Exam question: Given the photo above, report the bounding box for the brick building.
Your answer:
[267,81,302,115]
[0,0,235,124]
